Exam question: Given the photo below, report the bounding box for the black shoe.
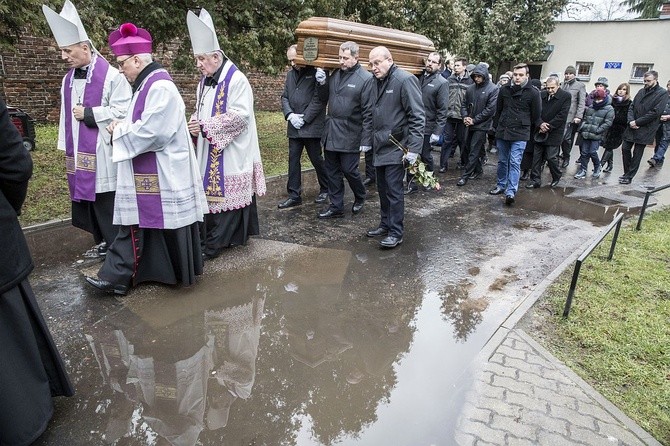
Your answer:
[520,170,530,181]
[648,158,657,168]
[489,186,504,195]
[603,162,613,173]
[505,194,515,205]
[363,177,375,186]
[619,177,631,184]
[85,276,128,296]
[439,167,447,173]
[575,159,581,164]
[404,186,418,195]
[318,208,344,219]
[380,236,403,249]
[314,192,328,203]
[366,227,388,237]
[526,182,540,189]
[352,200,365,215]
[456,178,467,187]
[469,171,483,180]
[97,242,108,256]
[561,159,570,169]
[278,197,302,209]
[550,177,561,188]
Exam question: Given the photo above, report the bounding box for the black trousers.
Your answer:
[364,150,375,181]
[324,150,366,212]
[375,163,405,239]
[621,140,647,180]
[407,135,435,188]
[287,137,328,199]
[461,129,487,178]
[521,139,535,171]
[72,191,118,245]
[440,118,466,169]
[561,122,579,160]
[530,144,562,184]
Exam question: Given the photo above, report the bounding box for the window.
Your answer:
[630,63,654,84]
[575,61,593,82]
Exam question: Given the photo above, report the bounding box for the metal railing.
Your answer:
[636,182,670,231]
[563,212,625,318]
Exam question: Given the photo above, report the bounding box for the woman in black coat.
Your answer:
[601,83,631,172]
[0,98,74,445]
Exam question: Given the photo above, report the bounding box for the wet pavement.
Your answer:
[27,150,669,445]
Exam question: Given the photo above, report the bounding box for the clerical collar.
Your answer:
[74,64,90,79]
[132,61,163,93]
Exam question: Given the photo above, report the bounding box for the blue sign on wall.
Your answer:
[604,62,623,69]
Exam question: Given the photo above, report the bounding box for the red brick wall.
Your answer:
[0,34,285,123]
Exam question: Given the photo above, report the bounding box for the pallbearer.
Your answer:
[186,8,266,260]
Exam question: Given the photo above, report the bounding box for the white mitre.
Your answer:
[187,8,221,55]
[42,0,90,47]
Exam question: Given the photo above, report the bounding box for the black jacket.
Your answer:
[539,88,571,146]
[0,98,33,293]
[281,66,326,139]
[461,63,498,132]
[602,96,631,150]
[623,83,669,145]
[494,80,542,141]
[419,70,449,136]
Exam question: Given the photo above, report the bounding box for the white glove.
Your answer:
[404,152,419,165]
[315,68,326,85]
[359,145,372,153]
[288,113,305,129]
[429,134,440,145]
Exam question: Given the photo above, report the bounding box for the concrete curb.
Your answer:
[475,219,662,445]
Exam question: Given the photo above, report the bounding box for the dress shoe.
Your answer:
[85,276,128,296]
[505,194,515,205]
[97,242,108,256]
[363,177,375,186]
[648,158,657,168]
[352,200,365,215]
[439,167,447,173]
[469,171,483,180]
[489,186,504,195]
[619,177,631,184]
[520,170,530,181]
[456,177,467,187]
[318,208,344,219]
[525,182,540,189]
[575,159,581,164]
[603,162,613,173]
[404,186,418,195]
[314,192,328,203]
[366,227,388,237]
[278,197,302,209]
[380,236,403,249]
[550,177,561,188]
[560,159,570,169]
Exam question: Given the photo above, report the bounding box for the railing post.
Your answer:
[563,260,582,318]
[608,213,624,261]
[636,191,652,231]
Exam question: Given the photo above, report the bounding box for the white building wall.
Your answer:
[541,20,670,95]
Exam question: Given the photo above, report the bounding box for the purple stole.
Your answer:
[201,64,238,204]
[131,69,173,229]
[64,54,109,202]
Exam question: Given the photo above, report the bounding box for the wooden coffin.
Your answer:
[294,17,435,75]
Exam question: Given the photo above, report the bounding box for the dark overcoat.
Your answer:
[623,83,669,145]
[281,66,326,139]
[494,81,543,142]
[539,88,571,146]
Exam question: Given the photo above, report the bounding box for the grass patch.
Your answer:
[20,111,291,227]
[533,208,670,444]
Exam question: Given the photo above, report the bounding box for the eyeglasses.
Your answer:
[117,55,135,68]
[426,59,440,65]
[368,58,390,68]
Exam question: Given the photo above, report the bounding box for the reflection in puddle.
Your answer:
[440,282,489,342]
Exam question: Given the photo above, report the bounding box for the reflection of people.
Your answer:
[42,0,132,256]
[365,46,425,249]
[85,23,207,295]
[0,98,74,445]
[186,9,266,260]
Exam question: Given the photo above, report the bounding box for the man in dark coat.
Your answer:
[439,58,473,172]
[457,63,498,186]
[406,51,448,194]
[365,46,425,248]
[315,41,372,219]
[527,77,571,188]
[619,70,669,184]
[278,44,329,208]
[0,98,74,445]
[491,63,542,205]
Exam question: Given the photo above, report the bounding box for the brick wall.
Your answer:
[0,33,285,123]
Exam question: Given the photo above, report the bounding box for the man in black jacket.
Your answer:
[365,46,425,248]
[619,70,669,184]
[439,58,473,172]
[278,44,329,208]
[491,63,542,205]
[457,63,498,186]
[527,77,571,188]
[315,41,372,219]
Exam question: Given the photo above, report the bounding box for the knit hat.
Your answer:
[595,77,609,88]
[108,23,152,56]
[499,74,510,80]
[564,65,576,75]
